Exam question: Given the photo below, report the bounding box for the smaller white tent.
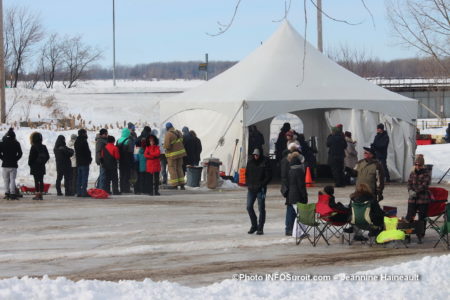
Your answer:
[160,21,418,180]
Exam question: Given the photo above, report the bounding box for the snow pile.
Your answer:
[0,254,448,299]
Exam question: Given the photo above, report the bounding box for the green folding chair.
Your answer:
[296,203,327,246]
[350,201,382,246]
[433,203,450,249]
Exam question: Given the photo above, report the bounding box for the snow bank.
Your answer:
[0,254,448,299]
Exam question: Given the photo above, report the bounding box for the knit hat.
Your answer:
[363,146,376,155]
[415,154,425,166]
[377,123,384,130]
[182,126,189,135]
[324,186,334,196]
[6,128,15,138]
[252,148,260,155]
[165,122,173,130]
[128,122,135,130]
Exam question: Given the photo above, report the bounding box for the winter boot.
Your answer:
[33,193,43,200]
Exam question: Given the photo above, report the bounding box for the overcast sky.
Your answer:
[5,0,419,67]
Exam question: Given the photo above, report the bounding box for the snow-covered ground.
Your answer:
[0,254,447,299]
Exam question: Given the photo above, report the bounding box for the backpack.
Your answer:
[116,137,129,155]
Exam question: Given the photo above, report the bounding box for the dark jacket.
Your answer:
[54,136,74,174]
[287,155,308,205]
[248,128,265,155]
[326,131,347,160]
[28,144,50,176]
[75,135,92,166]
[136,126,152,147]
[407,167,431,205]
[102,143,120,170]
[183,132,197,166]
[280,149,290,198]
[298,138,316,168]
[350,191,384,227]
[95,134,108,165]
[245,155,272,192]
[0,136,22,168]
[275,128,289,161]
[192,136,202,164]
[372,131,389,160]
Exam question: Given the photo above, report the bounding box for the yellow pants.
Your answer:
[167,157,185,186]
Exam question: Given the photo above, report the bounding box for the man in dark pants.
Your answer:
[326,126,347,187]
[74,129,92,197]
[371,123,390,182]
[245,148,272,235]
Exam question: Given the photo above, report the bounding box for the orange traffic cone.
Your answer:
[305,166,314,187]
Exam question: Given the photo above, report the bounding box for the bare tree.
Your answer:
[40,33,62,88]
[60,35,102,88]
[4,5,44,87]
[387,0,450,75]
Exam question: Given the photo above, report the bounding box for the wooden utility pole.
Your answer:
[0,0,5,123]
[317,0,323,52]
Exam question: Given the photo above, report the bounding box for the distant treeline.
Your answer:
[81,57,449,81]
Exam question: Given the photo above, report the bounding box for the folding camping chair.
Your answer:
[426,187,448,232]
[433,203,449,249]
[295,203,327,247]
[349,201,382,246]
[316,193,351,245]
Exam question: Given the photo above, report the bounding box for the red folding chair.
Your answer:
[426,187,448,231]
[316,193,351,244]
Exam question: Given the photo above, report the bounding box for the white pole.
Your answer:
[112,0,116,87]
[317,0,323,52]
[0,0,5,123]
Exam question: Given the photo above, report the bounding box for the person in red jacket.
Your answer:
[102,136,121,195]
[144,135,161,195]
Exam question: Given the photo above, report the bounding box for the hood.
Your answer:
[121,128,131,139]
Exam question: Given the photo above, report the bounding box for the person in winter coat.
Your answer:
[319,186,350,223]
[445,123,450,143]
[0,128,22,200]
[159,128,168,185]
[54,135,74,196]
[286,152,308,236]
[136,126,152,147]
[406,154,431,242]
[164,122,187,189]
[326,126,347,187]
[352,147,385,202]
[182,126,196,173]
[248,125,265,156]
[117,128,133,193]
[245,148,272,235]
[135,139,148,194]
[28,132,50,200]
[190,130,202,166]
[349,183,385,241]
[344,131,358,185]
[275,122,291,162]
[279,149,291,201]
[95,128,108,191]
[144,135,161,195]
[371,123,390,182]
[68,134,77,196]
[74,129,92,197]
[102,135,120,195]
[297,134,316,176]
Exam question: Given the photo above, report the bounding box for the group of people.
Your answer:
[246,122,431,242]
[0,122,202,200]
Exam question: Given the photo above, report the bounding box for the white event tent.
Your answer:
[160,21,418,181]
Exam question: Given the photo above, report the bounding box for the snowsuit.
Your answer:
[117,128,133,193]
[144,145,161,195]
[28,144,50,194]
[164,128,186,187]
[102,143,120,194]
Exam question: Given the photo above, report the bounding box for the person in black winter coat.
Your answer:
[275,122,291,162]
[248,125,265,156]
[136,126,152,147]
[285,152,308,235]
[28,132,50,200]
[297,134,316,175]
[326,127,347,187]
[245,148,272,235]
[371,123,390,182]
[74,129,92,197]
[182,126,197,172]
[54,135,74,196]
[0,128,22,199]
[190,130,202,165]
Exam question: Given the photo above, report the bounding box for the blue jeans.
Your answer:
[77,165,90,196]
[246,187,266,231]
[96,166,106,190]
[285,204,297,234]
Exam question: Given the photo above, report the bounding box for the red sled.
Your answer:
[20,184,51,194]
[87,188,110,199]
